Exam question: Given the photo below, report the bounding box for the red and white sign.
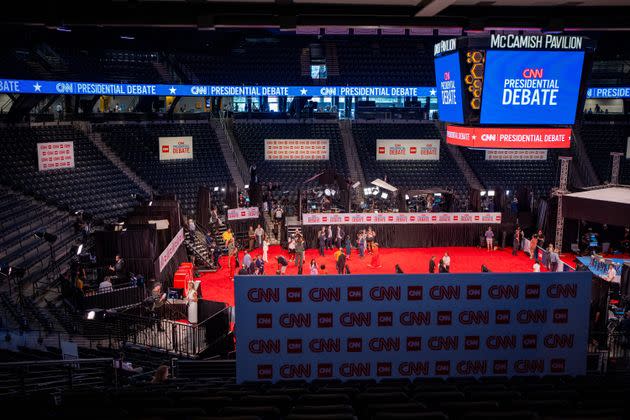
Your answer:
[159,136,193,161]
[265,139,329,161]
[158,228,184,272]
[236,272,591,382]
[302,212,501,225]
[376,139,440,161]
[485,149,548,161]
[228,207,260,221]
[37,141,75,171]
[446,125,572,149]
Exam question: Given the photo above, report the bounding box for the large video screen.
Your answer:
[434,52,465,124]
[480,50,585,125]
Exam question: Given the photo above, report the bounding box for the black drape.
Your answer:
[621,262,630,307]
[302,223,504,248]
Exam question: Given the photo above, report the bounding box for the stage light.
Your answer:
[213,187,219,192]
[331,189,336,196]
[77,244,83,255]
[487,190,495,197]
[221,187,226,192]
[244,184,249,189]
[56,26,72,33]
[74,210,83,215]
[148,201,153,206]
[120,35,135,40]
[381,192,389,199]
[506,190,510,196]
[324,188,331,196]
[480,191,487,197]
[363,187,372,195]
[87,311,96,320]
[405,194,410,200]
[352,181,361,189]
[434,193,442,197]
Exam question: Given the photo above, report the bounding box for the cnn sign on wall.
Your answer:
[159,136,193,161]
[37,141,75,171]
[235,272,591,382]
[265,139,329,161]
[376,139,440,161]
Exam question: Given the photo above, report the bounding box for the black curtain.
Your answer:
[196,186,211,229]
[118,224,158,279]
[94,230,119,265]
[590,275,610,336]
[621,262,630,308]
[302,223,504,248]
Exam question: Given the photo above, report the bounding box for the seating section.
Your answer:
[353,122,468,196]
[460,147,563,198]
[96,122,232,215]
[0,125,141,221]
[233,121,349,197]
[331,37,436,86]
[0,186,79,289]
[578,123,630,184]
[45,374,630,420]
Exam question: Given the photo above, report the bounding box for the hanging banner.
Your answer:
[235,272,591,383]
[158,228,184,273]
[446,125,571,149]
[376,139,440,161]
[159,136,193,161]
[0,79,435,98]
[485,149,548,161]
[37,141,75,171]
[302,212,501,225]
[265,139,329,161]
[228,207,260,221]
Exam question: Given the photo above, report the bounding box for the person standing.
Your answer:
[429,256,436,273]
[228,241,238,281]
[485,227,494,251]
[358,230,366,258]
[255,224,264,249]
[222,228,233,245]
[334,247,342,262]
[512,227,522,256]
[262,236,269,262]
[335,226,344,249]
[310,259,319,275]
[529,233,538,260]
[295,235,305,268]
[336,252,347,274]
[318,228,326,256]
[366,227,375,254]
[242,250,252,271]
[186,281,198,324]
[549,247,559,272]
[288,235,296,262]
[533,261,541,272]
[439,258,447,273]
[188,218,196,241]
[369,242,381,268]
[248,226,255,251]
[442,252,451,272]
[326,225,333,250]
[344,234,352,259]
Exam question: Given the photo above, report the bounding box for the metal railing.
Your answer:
[0,358,116,398]
[82,284,147,311]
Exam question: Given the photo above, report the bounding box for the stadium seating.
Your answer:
[96,121,232,215]
[459,147,563,198]
[578,122,630,184]
[0,125,141,221]
[233,121,349,199]
[352,122,468,197]
[0,185,79,287]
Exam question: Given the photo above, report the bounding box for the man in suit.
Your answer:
[429,256,436,274]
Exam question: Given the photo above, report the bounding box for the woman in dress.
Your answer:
[529,233,538,260]
[248,226,255,251]
[310,259,319,275]
[344,234,352,259]
[186,281,198,324]
[369,242,382,268]
[262,236,270,262]
[366,227,375,254]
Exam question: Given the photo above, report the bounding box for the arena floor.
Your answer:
[199,245,546,306]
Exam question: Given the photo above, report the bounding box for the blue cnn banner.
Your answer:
[235,272,591,383]
[434,52,465,124]
[586,87,630,99]
[480,50,585,125]
[0,79,435,98]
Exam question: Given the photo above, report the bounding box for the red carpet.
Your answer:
[198,246,545,306]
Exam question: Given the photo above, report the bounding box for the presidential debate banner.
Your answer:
[446,125,571,149]
[0,79,434,98]
[485,149,548,161]
[265,139,329,161]
[236,272,591,382]
[228,207,260,221]
[159,136,193,161]
[37,141,75,171]
[376,139,440,161]
[302,212,501,225]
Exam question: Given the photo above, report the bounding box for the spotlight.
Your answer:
[148,201,153,206]
[381,192,389,199]
[487,190,495,197]
[86,311,96,320]
[244,184,249,189]
[363,187,372,195]
[74,210,83,215]
[56,26,72,33]
[331,189,336,196]
[506,190,510,196]
[120,35,135,40]
[77,244,83,255]
[352,181,361,189]
[324,188,331,196]
[434,193,442,197]
[372,187,379,196]
[480,191,487,197]
[213,187,219,192]
[405,194,410,200]
[221,187,226,192]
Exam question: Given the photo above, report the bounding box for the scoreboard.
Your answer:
[434,33,594,147]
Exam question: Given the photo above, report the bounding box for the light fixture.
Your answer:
[381,192,389,199]
[363,187,372,195]
[434,193,442,197]
[331,189,336,196]
[324,188,331,196]
[77,244,83,255]
[506,190,510,196]
[480,190,487,197]
[120,35,135,40]
[213,187,219,192]
[487,190,495,197]
[86,311,96,320]
[56,26,72,33]
[148,201,153,206]
[221,187,226,192]
[244,184,249,189]
[405,194,410,200]
[74,210,83,215]
[352,181,361,189]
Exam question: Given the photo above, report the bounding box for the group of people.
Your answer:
[316,226,377,258]
[428,252,451,273]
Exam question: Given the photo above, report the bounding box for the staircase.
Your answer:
[74,121,154,196]
[570,126,600,187]
[435,122,484,191]
[262,211,280,246]
[325,43,340,77]
[300,48,311,77]
[209,117,247,190]
[183,229,216,271]
[152,61,176,83]
[339,119,366,187]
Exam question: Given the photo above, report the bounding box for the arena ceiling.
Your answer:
[3,0,630,30]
